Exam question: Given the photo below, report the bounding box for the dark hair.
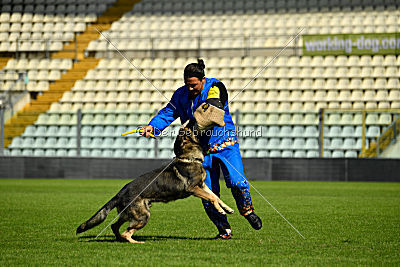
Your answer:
[184,59,205,80]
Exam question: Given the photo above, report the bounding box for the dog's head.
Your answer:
[174,119,203,159]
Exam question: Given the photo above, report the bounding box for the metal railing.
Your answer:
[0,71,28,116]
[319,108,400,158]
[376,116,400,157]
[0,71,28,155]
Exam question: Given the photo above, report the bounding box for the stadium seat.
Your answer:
[293,150,307,158]
[366,126,380,138]
[331,151,344,158]
[269,150,282,157]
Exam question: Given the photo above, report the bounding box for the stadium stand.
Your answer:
[87,10,399,57]
[1,0,399,159]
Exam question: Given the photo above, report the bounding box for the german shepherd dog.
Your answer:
[76,120,234,243]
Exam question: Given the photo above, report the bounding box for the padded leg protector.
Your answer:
[231,187,254,216]
[202,199,231,233]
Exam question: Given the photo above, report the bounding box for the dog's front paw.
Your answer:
[224,207,234,214]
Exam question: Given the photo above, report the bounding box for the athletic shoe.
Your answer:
[213,229,232,239]
[245,212,262,230]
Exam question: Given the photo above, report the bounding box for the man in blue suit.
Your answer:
[141,59,262,239]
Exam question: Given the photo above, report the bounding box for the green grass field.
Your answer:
[0,179,399,266]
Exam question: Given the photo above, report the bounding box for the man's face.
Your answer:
[185,77,205,98]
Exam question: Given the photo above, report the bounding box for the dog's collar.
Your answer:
[175,157,203,164]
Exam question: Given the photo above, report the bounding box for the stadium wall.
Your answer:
[0,157,399,182]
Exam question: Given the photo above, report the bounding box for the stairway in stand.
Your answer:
[0,58,11,70]
[3,0,142,148]
[3,58,100,147]
[52,0,141,60]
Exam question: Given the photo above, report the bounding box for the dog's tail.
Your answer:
[76,195,119,234]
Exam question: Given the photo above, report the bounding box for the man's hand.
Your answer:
[140,125,154,138]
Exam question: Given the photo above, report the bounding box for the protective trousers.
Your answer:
[202,143,254,233]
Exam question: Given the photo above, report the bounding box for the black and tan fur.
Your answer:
[76,120,234,243]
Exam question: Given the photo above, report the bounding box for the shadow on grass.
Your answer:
[78,234,214,242]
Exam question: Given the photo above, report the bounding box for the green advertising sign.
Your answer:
[303,33,400,56]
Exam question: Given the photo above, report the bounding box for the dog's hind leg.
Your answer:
[120,202,150,244]
[111,217,126,242]
[121,227,143,244]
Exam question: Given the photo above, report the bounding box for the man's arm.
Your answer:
[206,81,228,108]
[193,81,227,131]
